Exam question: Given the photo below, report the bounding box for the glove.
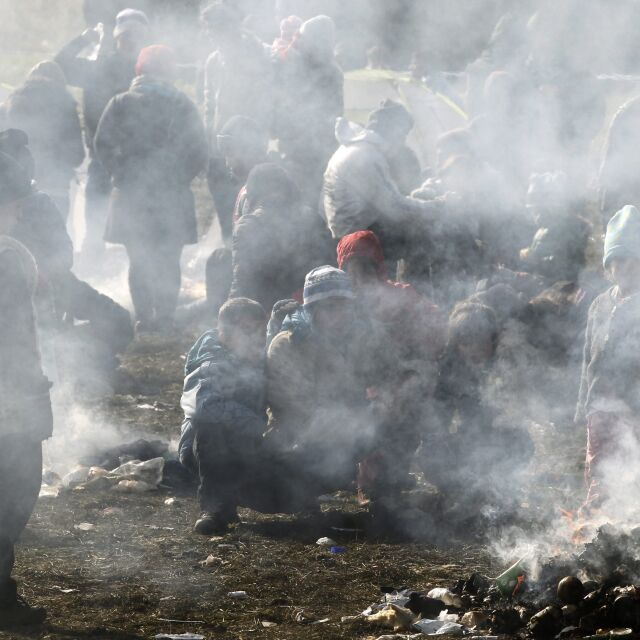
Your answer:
[266,299,300,348]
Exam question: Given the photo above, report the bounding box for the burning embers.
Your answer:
[346,524,640,638]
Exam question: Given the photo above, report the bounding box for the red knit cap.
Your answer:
[135,45,177,79]
[336,230,386,279]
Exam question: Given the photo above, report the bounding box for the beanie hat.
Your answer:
[0,151,33,206]
[217,115,268,155]
[303,266,354,307]
[603,205,640,269]
[245,163,298,208]
[336,230,386,279]
[114,8,149,38]
[366,99,414,139]
[135,45,176,79]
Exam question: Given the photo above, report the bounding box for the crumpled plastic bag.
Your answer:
[110,457,164,486]
[413,618,464,636]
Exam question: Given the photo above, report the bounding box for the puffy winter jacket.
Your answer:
[322,119,440,239]
[179,330,266,464]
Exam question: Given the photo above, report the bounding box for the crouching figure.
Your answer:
[180,298,268,535]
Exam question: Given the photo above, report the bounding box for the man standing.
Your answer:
[95,45,207,332]
[55,8,149,260]
[0,152,53,627]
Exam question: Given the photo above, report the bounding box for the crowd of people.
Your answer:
[2,0,640,626]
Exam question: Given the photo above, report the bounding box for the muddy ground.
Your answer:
[1,332,587,640]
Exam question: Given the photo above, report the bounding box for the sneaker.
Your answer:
[0,595,47,628]
[194,512,234,536]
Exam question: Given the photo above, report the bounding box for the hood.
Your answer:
[334,117,386,148]
[184,329,230,375]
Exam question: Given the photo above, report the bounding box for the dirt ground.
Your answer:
[0,331,587,640]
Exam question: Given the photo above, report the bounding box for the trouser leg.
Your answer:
[0,439,42,597]
[154,242,183,327]
[125,242,155,325]
[194,426,240,518]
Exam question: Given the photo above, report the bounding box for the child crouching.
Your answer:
[180,298,267,535]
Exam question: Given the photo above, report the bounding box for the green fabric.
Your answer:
[603,204,640,268]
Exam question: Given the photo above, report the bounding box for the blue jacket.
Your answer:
[179,330,266,465]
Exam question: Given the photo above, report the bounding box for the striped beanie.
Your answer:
[303,266,354,307]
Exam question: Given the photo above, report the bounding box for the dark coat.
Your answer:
[229,202,335,312]
[94,75,208,245]
[12,191,74,281]
[0,77,84,190]
[55,35,137,145]
[0,237,52,441]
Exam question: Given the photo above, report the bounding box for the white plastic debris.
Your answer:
[316,537,337,546]
[164,497,177,506]
[74,522,96,531]
[228,591,248,599]
[113,479,157,493]
[110,457,164,485]
[39,485,60,499]
[437,610,459,622]
[155,635,205,640]
[62,466,91,488]
[413,619,464,636]
[426,588,464,608]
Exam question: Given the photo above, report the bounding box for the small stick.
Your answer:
[156,618,205,624]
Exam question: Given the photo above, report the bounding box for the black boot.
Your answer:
[0,579,46,628]
[194,508,239,536]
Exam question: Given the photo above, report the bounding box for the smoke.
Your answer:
[5,0,640,569]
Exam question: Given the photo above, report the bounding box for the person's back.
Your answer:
[95,49,207,247]
[0,63,84,205]
[230,163,334,311]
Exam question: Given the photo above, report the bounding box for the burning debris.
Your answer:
[346,525,640,638]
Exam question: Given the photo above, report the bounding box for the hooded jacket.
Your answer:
[94,75,208,244]
[179,329,266,465]
[322,119,440,239]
